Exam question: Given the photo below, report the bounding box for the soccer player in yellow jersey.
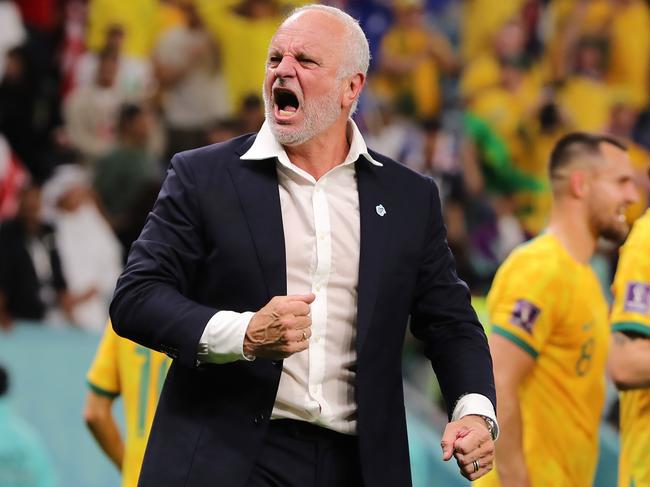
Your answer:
[609,207,650,487]
[475,132,639,487]
[84,323,170,487]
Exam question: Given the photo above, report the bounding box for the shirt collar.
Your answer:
[240,119,383,168]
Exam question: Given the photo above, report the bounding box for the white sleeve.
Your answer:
[197,310,255,364]
[451,393,499,439]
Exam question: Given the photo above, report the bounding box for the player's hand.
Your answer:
[441,415,495,481]
[243,294,314,359]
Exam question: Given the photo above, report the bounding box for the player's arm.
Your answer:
[83,390,124,469]
[489,333,535,487]
[608,331,650,390]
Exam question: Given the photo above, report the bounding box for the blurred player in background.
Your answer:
[0,364,56,487]
[608,204,650,487]
[84,323,170,487]
[475,132,639,487]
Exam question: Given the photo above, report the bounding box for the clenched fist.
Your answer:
[243,294,315,359]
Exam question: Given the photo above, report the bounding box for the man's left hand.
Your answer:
[440,415,494,481]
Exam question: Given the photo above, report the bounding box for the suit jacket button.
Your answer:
[271,361,281,368]
[253,413,265,424]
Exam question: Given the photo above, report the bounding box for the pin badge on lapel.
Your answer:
[375,204,386,216]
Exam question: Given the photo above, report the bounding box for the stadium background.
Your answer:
[0,0,647,485]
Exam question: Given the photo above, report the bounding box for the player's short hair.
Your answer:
[0,365,8,397]
[549,132,627,181]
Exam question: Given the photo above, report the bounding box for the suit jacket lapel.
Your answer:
[355,159,390,354]
[229,139,287,299]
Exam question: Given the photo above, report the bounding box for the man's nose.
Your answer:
[274,55,297,79]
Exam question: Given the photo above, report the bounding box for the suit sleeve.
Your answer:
[409,178,496,418]
[110,153,218,368]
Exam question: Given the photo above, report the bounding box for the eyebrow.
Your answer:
[267,48,321,64]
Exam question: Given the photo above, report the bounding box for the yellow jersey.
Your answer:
[610,209,650,487]
[87,324,170,487]
[475,234,609,487]
[86,0,159,58]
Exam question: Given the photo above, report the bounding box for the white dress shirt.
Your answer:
[199,120,498,436]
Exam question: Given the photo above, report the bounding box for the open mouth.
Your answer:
[273,88,300,118]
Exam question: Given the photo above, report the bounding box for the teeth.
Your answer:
[279,109,295,117]
[618,214,627,223]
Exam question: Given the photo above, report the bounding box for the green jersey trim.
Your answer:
[492,325,539,359]
[87,380,120,399]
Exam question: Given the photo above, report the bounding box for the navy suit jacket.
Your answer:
[110,133,496,487]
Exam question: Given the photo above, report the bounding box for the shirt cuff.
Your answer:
[451,393,499,440]
[197,310,255,364]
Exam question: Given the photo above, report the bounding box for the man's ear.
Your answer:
[343,72,365,109]
[568,170,589,198]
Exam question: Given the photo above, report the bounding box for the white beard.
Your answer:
[263,85,343,146]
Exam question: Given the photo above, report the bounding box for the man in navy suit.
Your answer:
[110,5,498,486]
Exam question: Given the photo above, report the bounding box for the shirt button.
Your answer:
[315,285,321,292]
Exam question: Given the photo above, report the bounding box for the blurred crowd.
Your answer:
[0,0,648,332]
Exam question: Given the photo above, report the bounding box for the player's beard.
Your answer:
[593,212,630,243]
[264,84,343,147]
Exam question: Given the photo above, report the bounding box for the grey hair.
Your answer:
[285,4,370,113]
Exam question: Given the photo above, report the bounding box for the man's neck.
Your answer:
[283,119,351,180]
[546,202,597,265]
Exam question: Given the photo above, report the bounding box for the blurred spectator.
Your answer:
[238,94,265,134]
[75,24,155,102]
[0,364,56,487]
[64,48,123,165]
[374,0,457,119]
[556,36,613,132]
[205,118,242,145]
[326,0,392,70]
[460,0,525,63]
[196,0,306,115]
[42,165,122,332]
[633,106,650,150]
[515,94,568,236]
[154,2,228,158]
[0,185,70,329]
[86,0,159,59]
[0,135,28,221]
[364,98,422,163]
[0,46,42,179]
[0,0,26,79]
[93,103,161,253]
[604,0,650,109]
[155,0,191,40]
[460,18,530,101]
[469,56,540,167]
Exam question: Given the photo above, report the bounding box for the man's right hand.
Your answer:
[243,294,315,359]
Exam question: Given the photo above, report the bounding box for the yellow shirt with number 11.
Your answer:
[87,324,170,487]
